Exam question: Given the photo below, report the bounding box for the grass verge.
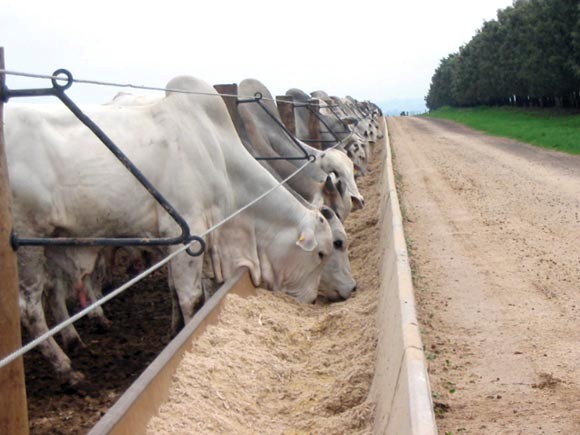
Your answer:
[425,106,580,155]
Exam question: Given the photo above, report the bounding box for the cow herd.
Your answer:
[3,75,382,388]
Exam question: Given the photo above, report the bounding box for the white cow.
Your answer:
[286,88,374,177]
[286,88,357,145]
[5,76,333,386]
[239,79,364,218]
[316,147,365,208]
[307,93,372,175]
[110,87,358,299]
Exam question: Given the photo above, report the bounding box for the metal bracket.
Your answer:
[237,92,315,162]
[305,103,340,144]
[3,69,205,256]
[327,104,354,133]
[292,100,357,148]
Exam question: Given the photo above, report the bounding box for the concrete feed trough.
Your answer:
[89,119,436,434]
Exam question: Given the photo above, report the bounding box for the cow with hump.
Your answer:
[286,88,372,177]
[234,79,357,299]
[4,76,333,386]
[237,79,364,221]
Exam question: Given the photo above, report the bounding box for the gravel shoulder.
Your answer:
[389,116,580,434]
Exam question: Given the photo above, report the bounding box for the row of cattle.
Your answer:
[3,76,382,387]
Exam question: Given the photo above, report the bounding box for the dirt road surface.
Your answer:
[389,116,580,434]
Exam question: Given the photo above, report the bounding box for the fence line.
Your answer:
[1,68,271,103]
[0,69,373,111]
[0,145,312,370]
[0,66,373,369]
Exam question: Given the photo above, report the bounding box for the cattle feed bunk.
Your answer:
[0,59,435,434]
[88,119,436,435]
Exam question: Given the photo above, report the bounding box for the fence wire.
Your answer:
[0,158,311,369]
[0,67,371,369]
[1,69,269,102]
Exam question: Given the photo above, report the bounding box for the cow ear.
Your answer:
[323,175,336,193]
[320,206,334,221]
[351,195,365,210]
[336,179,345,196]
[296,228,317,252]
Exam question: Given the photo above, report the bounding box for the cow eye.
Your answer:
[333,240,344,249]
[318,252,325,260]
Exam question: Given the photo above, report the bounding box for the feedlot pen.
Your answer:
[11,116,435,434]
[86,120,435,435]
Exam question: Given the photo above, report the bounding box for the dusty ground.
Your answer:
[24,257,173,435]
[390,116,580,434]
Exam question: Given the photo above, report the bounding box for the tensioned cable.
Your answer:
[0,69,276,102]
[0,68,369,367]
[0,158,312,369]
[0,69,376,115]
[0,69,373,141]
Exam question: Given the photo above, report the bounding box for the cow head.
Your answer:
[319,149,365,212]
[344,137,369,178]
[321,174,350,222]
[259,209,333,304]
[318,207,357,301]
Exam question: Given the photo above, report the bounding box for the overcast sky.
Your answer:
[1,0,514,106]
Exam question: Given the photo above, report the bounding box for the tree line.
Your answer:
[426,0,580,110]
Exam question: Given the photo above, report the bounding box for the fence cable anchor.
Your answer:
[3,68,205,257]
[237,92,315,162]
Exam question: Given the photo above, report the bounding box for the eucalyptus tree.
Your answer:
[425,0,580,108]
[425,54,458,109]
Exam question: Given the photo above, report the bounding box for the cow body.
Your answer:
[239,79,363,220]
[5,76,333,385]
[286,88,372,176]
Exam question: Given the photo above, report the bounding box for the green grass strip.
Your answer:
[425,106,580,155]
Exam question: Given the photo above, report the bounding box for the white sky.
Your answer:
[1,0,514,105]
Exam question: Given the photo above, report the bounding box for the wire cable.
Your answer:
[0,157,312,369]
[0,68,267,102]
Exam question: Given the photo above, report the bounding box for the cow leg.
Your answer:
[18,249,85,386]
[168,274,183,336]
[202,278,219,302]
[46,246,112,341]
[86,305,112,332]
[20,295,85,386]
[85,252,113,332]
[167,250,204,335]
[45,269,86,352]
[201,244,221,301]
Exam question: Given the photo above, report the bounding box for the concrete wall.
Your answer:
[370,118,437,434]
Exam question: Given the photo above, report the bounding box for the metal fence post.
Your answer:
[275,96,296,136]
[0,47,30,435]
[213,83,251,146]
[307,99,322,149]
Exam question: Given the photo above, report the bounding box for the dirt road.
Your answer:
[389,117,580,434]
